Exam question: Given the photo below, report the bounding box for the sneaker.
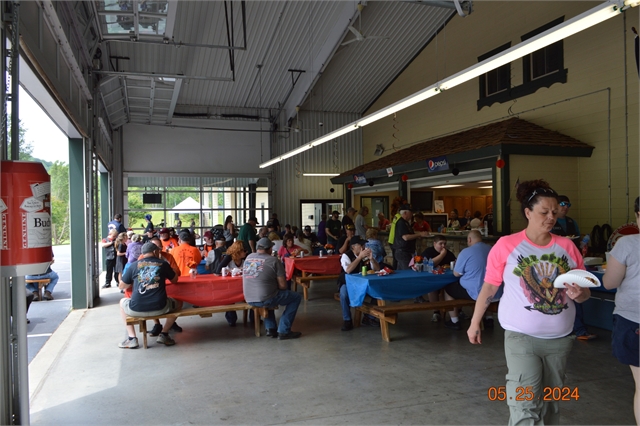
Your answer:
[119,337,139,349]
[44,290,53,301]
[341,320,354,331]
[170,322,183,333]
[156,333,176,346]
[576,331,597,341]
[483,318,495,329]
[444,319,462,330]
[265,328,278,338]
[414,296,427,304]
[278,331,302,340]
[431,312,441,322]
[102,283,111,289]
[148,323,163,336]
[32,291,40,302]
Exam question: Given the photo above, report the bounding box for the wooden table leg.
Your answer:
[141,321,148,349]
[376,300,391,342]
[253,308,261,337]
[302,272,309,300]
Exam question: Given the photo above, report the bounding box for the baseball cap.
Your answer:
[141,242,158,254]
[304,225,311,231]
[399,203,412,212]
[145,214,152,220]
[256,237,274,249]
[203,231,213,238]
[248,217,259,224]
[159,228,170,235]
[350,236,366,246]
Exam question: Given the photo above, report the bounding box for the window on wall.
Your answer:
[124,176,270,238]
[477,42,512,109]
[477,17,568,110]
[521,17,567,87]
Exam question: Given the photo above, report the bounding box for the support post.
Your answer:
[69,138,88,308]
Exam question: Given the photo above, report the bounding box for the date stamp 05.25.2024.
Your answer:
[487,386,580,402]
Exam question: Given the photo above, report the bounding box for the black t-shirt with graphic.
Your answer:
[122,256,176,312]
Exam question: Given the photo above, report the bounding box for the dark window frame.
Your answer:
[477,42,512,110]
[477,16,568,111]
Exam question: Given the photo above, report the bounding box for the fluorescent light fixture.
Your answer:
[259,0,631,169]
[478,180,492,183]
[439,2,623,91]
[478,185,493,189]
[431,184,464,189]
[302,173,339,177]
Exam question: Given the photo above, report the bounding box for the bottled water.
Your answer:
[427,258,434,273]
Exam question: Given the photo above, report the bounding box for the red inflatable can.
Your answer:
[0,161,52,277]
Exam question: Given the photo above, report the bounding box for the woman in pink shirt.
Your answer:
[468,179,590,424]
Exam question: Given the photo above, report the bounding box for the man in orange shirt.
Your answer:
[171,232,203,276]
[159,228,179,252]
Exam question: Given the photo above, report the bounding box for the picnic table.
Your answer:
[345,269,471,342]
[284,254,342,300]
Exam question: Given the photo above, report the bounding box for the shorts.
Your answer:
[444,281,473,300]
[121,297,179,317]
[612,314,640,367]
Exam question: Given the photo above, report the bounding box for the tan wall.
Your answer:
[363,1,638,234]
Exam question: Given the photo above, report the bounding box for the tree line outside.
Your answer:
[9,118,70,245]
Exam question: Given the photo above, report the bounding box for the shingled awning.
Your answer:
[331,117,594,183]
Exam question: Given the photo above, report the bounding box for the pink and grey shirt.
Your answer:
[485,230,585,339]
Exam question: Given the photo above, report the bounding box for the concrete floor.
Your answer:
[28,281,635,425]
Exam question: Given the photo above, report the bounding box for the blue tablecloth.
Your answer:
[196,260,212,275]
[345,269,458,307]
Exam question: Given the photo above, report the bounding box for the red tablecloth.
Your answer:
[284,255,342,281]
[166,274,244,307]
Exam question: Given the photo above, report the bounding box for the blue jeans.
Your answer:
[249,290,302,334]
[339,284,351,321]
[572,303,589,335]
[25,270,60,293]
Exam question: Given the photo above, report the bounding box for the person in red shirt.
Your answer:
[377,212,390,231]
[413,212,432,233]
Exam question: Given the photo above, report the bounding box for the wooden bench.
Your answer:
[125,303,278,348]
[25,278,51,301]
[293,274,340,300]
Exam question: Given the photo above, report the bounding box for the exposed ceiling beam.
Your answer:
[166,79,182,124]
[92,70,233,82]
[122,77,131,124]
[148,79,156,124]
[281,0,361,122]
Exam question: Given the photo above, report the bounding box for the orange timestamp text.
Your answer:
[487,386,580,401]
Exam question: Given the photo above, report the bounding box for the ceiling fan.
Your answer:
[341,3,389,46]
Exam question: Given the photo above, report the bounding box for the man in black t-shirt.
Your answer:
[393,204,429,270]
[119,242,181,349]
[342,207,356,233]
[421,235,457,320]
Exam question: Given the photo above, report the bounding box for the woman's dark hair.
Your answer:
[283,233,295,244]
[516,179,558,219]
[635,196,639,214]
[473,211,482,219]
[414,211,424,220]
[224,215,233,226]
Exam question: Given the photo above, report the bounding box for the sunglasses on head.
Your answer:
[559,201,571,207]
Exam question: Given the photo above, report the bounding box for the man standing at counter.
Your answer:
[393,204,430,270]
[342,207,356,233]
[551,195,596,341]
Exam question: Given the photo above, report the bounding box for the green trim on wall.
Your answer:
[69,138,87,309]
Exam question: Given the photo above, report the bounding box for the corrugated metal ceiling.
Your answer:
[92,1,458,129]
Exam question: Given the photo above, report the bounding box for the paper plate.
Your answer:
[553,269,601,288]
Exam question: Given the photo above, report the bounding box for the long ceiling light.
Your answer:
[303,173,340,177]
[259,0,633,169]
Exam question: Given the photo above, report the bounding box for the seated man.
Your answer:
[25,253,59,301]
[158,228,178,252]
[421,235,457,319]
[337,224,355,255]
[337,236,380,331]
[242,237,302,340]
[170,231,203,276]
[205,234,228,274]
[119,242,182,348]
[444,230,501,330]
